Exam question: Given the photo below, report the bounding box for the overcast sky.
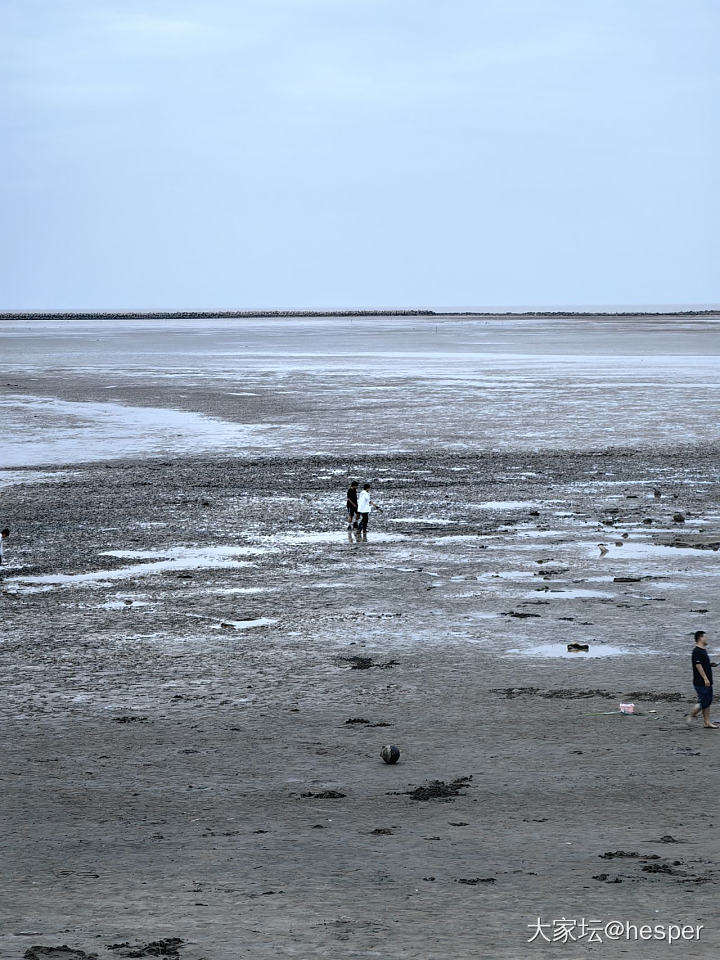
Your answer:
[2,0,718,311]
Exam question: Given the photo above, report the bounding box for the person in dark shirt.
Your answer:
[686,630,718,729]
[346,481,359,531]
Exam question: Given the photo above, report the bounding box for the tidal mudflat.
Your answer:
[1,315,719,959]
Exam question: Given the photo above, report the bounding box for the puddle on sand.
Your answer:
[594,541,720,562]
[309,582,353,589]
[506,643,638,659]
[476,570,537,582]
[99,599,151,609]
[511,529,568,540]
[103,546,266,560]
[475,500,541,510]
[210,617,278,631]
[420,534,485,544]
[1,394,294,467]
[7,545,261,592]
[212,586,277,595]
[523,588,615,600]
[482,531,568,546]
[261,531,409,545]
[387,517,460,525]
[0,469,78,489]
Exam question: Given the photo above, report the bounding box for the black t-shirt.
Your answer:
[346,486,358,506]
[692,646,713,686]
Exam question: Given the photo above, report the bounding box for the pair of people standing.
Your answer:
[346,481,381,539]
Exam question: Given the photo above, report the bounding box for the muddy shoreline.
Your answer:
[3,315,720,958]
[2,445,720,959]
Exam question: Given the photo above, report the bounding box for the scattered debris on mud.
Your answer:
[24,949,98,960]
[300,790,346,799]
[492,687,687,702]
[344,717,391,727]
[396,776,472,802]
[105,939,184,958]
[337,656,399,670]
[600,851,660,860]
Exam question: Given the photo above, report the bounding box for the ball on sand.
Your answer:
[381,744,400,764]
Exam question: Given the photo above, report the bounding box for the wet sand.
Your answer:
[3,313,720,462]
[1,316,720,959]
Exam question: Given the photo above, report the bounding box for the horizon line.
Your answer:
[1,306,720,321]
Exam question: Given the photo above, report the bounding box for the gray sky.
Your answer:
[2,0,718,311]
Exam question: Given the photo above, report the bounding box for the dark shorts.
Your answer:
[347,502,357,515]
[694,684,713,710]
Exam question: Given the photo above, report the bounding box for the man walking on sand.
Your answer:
[686,631,718,729]
[356,483,381,540]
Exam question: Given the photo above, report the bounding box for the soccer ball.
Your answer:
[380,744,400,764]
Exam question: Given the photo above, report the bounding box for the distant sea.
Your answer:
[429,303,720,314]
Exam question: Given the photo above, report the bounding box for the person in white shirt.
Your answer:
[0,528,9,565]
[356,484,381,539]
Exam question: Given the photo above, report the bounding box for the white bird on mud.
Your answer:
[597,543,609,557]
